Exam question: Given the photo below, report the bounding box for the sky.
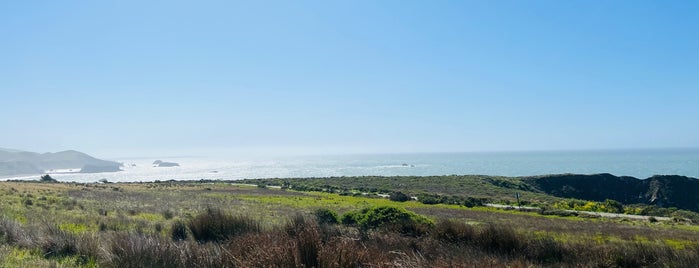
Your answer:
[1,1,698,158]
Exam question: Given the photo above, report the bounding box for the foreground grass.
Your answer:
[0,181,697,267]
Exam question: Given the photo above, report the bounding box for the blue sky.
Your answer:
[1,1,698,157]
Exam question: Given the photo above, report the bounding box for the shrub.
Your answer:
[40,174,57,183]
[417,193,441,204]
[604,199,624,213]
[476,223,522,254]
[524,236,564,263]
[162,209,175,220]
[341,206,433,236]
[314,208,339,224]
[0,217,30,247]
[434,219,475,243]
[463,197,486,207]
[188,208,260,243]
[389,191,410,202]
[38,225,78,258]
[340,210,362,226]
[170,221,188,241]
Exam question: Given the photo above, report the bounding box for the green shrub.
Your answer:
[389,191,410,202]
[341,206,433,236]
[314,208,339,224]
[417,193,441,204]
[340,210,362,226]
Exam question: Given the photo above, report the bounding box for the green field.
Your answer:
[0,180,697,267]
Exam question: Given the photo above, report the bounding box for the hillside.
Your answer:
[523,173,699,212]
[0,148,122,176]
[243,173,699,213]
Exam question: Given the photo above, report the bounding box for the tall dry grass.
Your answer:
[1,209,698,267]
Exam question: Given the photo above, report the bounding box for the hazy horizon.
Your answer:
[2,1,697,157]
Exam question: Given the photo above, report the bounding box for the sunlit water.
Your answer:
[4,149,699,183]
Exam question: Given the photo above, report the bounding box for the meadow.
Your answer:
[0,180,697,267]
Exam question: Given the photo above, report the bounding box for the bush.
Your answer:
[38,225,78,258]
[171,221,188,241]
[434,219,475,243]
[463,197,486,207]
[314,208,339,224]
[476,223,522,254]
[341,206,433,236]
[389,191,410,202]
[340,210,362,226]
[40,174,57,183]
[416,193,441,204]
[162,209,175,220]
[188,208,260,243]
[0,217,30,247]
[604,199,624,213]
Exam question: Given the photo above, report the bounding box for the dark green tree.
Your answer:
[40,174,57,183]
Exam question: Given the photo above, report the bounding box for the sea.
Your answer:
[5,149,699,183]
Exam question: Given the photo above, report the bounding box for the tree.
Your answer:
[40,174,57,183]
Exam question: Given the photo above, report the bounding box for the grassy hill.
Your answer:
[242,173,699,214]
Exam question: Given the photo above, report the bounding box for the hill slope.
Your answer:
[523,174,699,212]
[245,173,699,213]
[0,148,121,176]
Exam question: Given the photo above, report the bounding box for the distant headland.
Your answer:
[0,148,122,177]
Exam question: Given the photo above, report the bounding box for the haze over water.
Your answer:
[8,149,698,183]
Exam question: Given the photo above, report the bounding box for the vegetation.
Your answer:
[0,180,697,267]
[313,208,339,224]
[552,199,625,213]
[388,191,410,202]
[241,174,699,220]
[40,174,57,183]
[341,206,433,236]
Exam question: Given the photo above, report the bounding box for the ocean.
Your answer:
[6,149,699,183]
